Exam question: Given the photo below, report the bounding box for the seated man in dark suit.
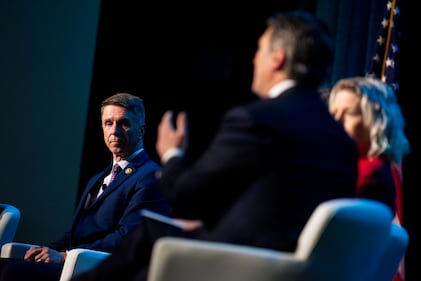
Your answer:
[69,10,359,281]
[0,93,172,281]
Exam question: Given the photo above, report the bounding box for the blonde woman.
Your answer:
[328,76,410,281]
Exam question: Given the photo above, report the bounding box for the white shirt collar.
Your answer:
[114,148,144,169]
[268,80,296,98]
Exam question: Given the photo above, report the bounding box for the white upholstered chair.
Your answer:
[146,198,402,281]
[371,222,409,281]
[0,203,21,248]
[59,248,111,281]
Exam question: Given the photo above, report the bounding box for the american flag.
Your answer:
[367,1,404,281]
[367,0,401,95]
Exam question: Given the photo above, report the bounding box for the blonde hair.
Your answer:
[328,77,410,163]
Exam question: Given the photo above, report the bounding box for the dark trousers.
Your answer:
[0,258,62,281]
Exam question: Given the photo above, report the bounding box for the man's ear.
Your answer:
[272,48,286,71]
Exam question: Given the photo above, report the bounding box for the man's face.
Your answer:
[251,27,275,98]
[101,105,143,160]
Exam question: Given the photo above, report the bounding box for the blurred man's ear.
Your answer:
[272,48,286,71]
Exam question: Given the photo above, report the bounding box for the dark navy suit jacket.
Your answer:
[160,86,359,251]
[47,150,172,252]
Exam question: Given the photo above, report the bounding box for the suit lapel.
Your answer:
[92,150,149,202]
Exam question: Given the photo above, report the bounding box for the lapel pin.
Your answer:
[125,167,133,175]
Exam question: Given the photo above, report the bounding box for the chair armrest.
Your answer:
[0,242,39,258]
[59,248,111,281]
[0,204,21,247]
[147,237,305,281]
[1,243,110,281]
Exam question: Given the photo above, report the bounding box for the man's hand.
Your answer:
[24,246,66,263]
[156,110,189,160]
[173,218,204,233]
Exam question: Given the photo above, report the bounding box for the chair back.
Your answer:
[295,198,393,281]
[0,203,21,247]
[146,199,397,281]
[370,223,409,281]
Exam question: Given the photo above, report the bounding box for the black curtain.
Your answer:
[316,0,385,83]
